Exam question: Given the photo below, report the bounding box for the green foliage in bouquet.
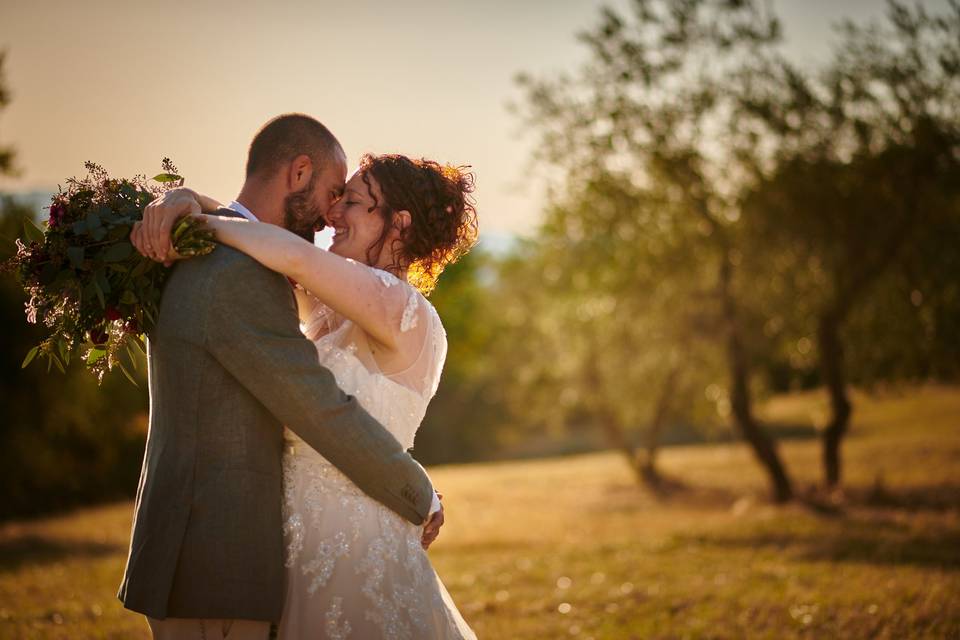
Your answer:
[5,159,216,382]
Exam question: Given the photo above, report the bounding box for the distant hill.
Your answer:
[476,230,518,255]
[0,188,56,219]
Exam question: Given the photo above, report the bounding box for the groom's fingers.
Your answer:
[142,201,159,259]
[130,222,149,258]
[143,198,169,261]
[156,207,179,260]
[421,508,444,549]
[146,202,168,261]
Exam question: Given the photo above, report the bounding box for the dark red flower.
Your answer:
[88,328,109,345]
[123,319,140,334]
[105,306,122,321]
[48,203,66,228]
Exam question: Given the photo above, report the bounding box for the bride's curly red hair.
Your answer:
[357,153,478,295]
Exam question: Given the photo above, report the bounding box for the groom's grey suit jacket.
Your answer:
[118,210,434,621]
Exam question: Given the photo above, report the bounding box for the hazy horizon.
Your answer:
[1,0,894,244]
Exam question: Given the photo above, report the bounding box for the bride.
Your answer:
[136,153,478,639]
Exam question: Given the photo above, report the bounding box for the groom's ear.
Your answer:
[287,154,314,191]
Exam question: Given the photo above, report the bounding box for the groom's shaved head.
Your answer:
[246,113,344,179]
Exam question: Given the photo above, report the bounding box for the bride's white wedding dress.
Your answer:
[278,264,476,639]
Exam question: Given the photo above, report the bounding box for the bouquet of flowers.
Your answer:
[5,159,216,382]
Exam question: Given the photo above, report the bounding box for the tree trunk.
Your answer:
[813,163,922,487]
[582,346,648,486]
[817,310,852,489]
[597,412,647,486]
[720,254,794,503]
[640,365,681,487]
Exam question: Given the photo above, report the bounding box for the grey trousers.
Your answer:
[147,616,273,640]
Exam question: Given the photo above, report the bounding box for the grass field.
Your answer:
[1,384,958,639]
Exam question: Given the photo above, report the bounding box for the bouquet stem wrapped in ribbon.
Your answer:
[5,160,216,382]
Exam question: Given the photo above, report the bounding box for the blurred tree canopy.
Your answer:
[735,1,960,487]
[512,0,960,499]
[491,172,726,489]
[513,0,796,501]
[0,51,15,176]
[415,251,511,464]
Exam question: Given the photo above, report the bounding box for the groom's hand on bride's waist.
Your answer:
[421,491,444,550]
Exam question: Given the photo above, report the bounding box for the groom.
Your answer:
[119,113,442,639]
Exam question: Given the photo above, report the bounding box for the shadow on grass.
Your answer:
[799,482,960,519]
[678,510,960,570]
[855,481,960,513]
[0,534,122,573]
[598,476,747,516]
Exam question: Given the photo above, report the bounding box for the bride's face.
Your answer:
[326,172,394,266]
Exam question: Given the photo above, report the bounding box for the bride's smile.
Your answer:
[326,172,407,272]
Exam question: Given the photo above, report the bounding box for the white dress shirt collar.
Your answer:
[226,200,259,222]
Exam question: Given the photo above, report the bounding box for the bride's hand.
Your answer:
[132,188,204,264]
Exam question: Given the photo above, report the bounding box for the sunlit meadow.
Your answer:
[2,385,957,639]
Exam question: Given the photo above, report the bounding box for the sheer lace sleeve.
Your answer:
[363,267,447,398]
[303,262,443,398]
[295,286,338,342]
[294,256,447,398]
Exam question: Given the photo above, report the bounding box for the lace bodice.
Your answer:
[285,266,447,451]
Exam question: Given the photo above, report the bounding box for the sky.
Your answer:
[0,0,896,247]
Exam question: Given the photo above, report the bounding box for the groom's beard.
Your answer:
[283,174,323,241]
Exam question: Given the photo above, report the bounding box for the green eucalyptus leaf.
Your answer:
[131,258,149,278]
[21,346,39,369]
[120,289,138,305]
[51,352,66,374]
[109,225,130,241]
[120,183,138,200]
[23,217,45,243]
[126,344,139,371]
[102,242,134,262]
[93,279,106,308]
[129,336,146,356]
[67,246,86,270]
[152,173,182,184]
[86,348,106,364]
[95,269,112,295]
[116,359,138,386]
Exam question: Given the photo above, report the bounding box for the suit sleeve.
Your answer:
[203,249,434,525]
